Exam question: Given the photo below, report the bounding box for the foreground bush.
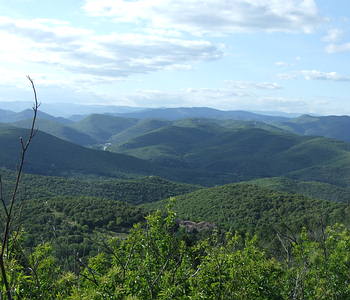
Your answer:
[2,209,350,299]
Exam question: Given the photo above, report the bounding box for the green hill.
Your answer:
[0,125,163,178]
[113,107,289,122]
[0,168,200,205]
[0,108,71,124]
[277,114,350,142]
[248,176,350,203]
[19,195,146,263]
[70,114,138,143]
[113,124,350,183]
[109,118,171,145]
[3,121,350,188]
[12,118,96,146]
[0,124,236,185]
[114,123,226,165]
[150,183,349,234]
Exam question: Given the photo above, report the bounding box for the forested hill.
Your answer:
[247,176,350,203]
[0,168,200,205]
[3,123,350,188]
[277,114,350,142]
[111,123,350,186]
[0,124,164,178]
[112,107,289,122]
[149,183,350,235]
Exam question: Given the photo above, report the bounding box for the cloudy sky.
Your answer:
[0,0,349,114]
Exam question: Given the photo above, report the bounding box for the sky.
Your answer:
[0,0,349,115]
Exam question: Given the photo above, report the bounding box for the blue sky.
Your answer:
[0,0,349,114]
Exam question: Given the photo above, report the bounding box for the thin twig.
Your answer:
[0,176,9,218]
[0,76,39,300]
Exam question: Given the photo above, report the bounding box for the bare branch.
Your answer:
[0,76,40,299]
[0,176,9,218]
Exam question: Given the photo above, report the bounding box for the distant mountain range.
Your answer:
[0,102,302,118]
[2,104,350,189]
[2,118,350,188]
[112,107,290,122]
[0,108,71,124]
[0,102,145,117]
[278,114,350,142]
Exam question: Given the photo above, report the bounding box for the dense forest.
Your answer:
[3,208,350,299]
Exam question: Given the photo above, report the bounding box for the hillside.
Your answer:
[3,119,350,188]
[109,118,172,145]
[0,168,200,204]
[70,114,138,143]
[277,114,350,142]
[112,122,350,185]
[0,108,71,124]
[20,195,146,263]
[0,124,163,178]
[12,118,96,146]
[113,107,289,122]
[149,183,350,234]
[248,176,350,203]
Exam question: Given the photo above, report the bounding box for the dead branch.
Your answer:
[0,76,39,300]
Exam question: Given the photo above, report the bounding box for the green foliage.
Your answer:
[147,183,350,238]
[0,169,199,205]
[282,224,350,299]
[4,209,350,299]
[189,234,284,299]
[0,241,77,299]
[17,196,146,267]
[249,176,350,203]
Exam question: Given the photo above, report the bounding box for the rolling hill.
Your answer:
[3,119,350,188]
[109,118,172,145]
[0,108,72,124]
[70,114,138,143]
[0,168,200,205]
[112,122,350,185]
[276,114,350,142]
[149,183,350,235]
[247,176,350,203]
[0,124,163,178]
[12,118,96,146]
[113,107,290,122]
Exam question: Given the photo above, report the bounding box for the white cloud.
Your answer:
[325,42,350,53]
[301,70,350,81]
[275,61,292,67]
[116,80,284,110]
[119,87,306,112]
[277,73,298,80]
[225,80,282,90]
[83,0,321,36]
[322,28,343,43]
[278,70,350,81]
[0,16,224,85]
